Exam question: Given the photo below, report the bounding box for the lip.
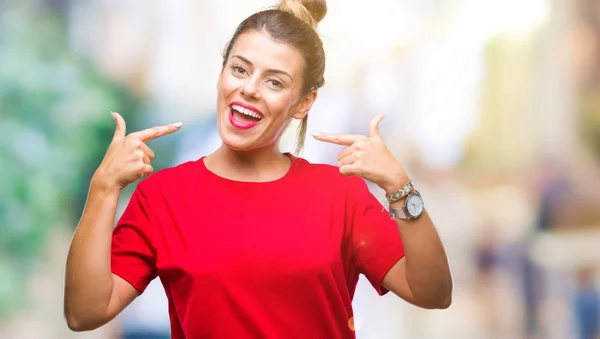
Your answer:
[228,101,263,130]
[228,109,261,131]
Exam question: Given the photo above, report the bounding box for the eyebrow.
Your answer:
[231,55,294,81]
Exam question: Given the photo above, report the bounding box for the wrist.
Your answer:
[90,172,121,196]
[389,199,406,209]
[381,169,410,195]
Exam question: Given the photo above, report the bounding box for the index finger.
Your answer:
[130,122,183,142]
[311,132,363,146]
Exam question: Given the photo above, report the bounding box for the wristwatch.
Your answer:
[390,191,425,220]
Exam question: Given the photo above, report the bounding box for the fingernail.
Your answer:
[173,122,183,128]
[110,112,116,120]
[311,132,320,137]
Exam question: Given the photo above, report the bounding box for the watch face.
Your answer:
[406,193,424,217]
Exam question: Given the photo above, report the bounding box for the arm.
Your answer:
[382,208,452,309]
[64,112,181,331]
[312,114,452,309]
[64,180,140,331]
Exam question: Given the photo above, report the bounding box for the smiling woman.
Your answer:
[216,29,319,153]
[217,0,326,155]
[64,0,452,338]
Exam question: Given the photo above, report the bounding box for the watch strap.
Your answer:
[389,206,409,219]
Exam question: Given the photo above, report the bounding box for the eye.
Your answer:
[267,79,284,89]
[231,65,247,75]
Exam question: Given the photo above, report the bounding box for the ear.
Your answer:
[291,90,318,120]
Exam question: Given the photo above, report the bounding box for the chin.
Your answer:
[215,107,283,153]
[221,136,255,151]
[217,127,260,152]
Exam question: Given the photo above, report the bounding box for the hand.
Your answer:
[312,114,408,194]
[92,112,182,191]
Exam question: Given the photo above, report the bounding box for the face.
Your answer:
[216,30,317,151]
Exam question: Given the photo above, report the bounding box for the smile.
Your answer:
[229,102,263,130]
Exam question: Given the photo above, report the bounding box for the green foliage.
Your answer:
[0,6,143,317]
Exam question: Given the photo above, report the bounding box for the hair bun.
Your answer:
[278,0,327,30]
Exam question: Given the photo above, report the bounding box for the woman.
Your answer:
[64,0,452,338]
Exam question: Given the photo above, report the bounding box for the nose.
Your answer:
[240,77,261,100]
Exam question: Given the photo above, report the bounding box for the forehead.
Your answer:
[229,30,304,76]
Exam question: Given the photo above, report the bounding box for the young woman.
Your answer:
[64,0,452,337]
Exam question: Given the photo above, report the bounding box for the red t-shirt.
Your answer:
[111,154,405,339]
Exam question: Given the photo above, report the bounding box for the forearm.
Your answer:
[394,208,452,307]
[64,179,120,326]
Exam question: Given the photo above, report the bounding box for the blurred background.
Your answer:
[1,0,599,338]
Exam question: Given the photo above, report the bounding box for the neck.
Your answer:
[205,143,292,182]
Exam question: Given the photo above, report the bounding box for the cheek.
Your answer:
[218,73,240,97]
[264,92,296,117]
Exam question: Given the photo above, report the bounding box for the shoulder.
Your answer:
[293,158,383,213]
[136,159,202,193]
[293,157,367,191]
[294,157,342,179]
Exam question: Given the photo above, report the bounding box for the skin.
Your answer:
[205,29,317,181]
[64,113,182,331]
[63,29,451,332]
[313,119,453,309]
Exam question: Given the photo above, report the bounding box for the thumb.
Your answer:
[112,111,126,140]
[369,114,385,138]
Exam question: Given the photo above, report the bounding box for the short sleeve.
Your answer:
[111,185,157,294]
[347,176,405,295]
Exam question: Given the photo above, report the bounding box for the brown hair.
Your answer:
[222,0,327,155]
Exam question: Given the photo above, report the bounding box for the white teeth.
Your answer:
[231,104,262,119]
